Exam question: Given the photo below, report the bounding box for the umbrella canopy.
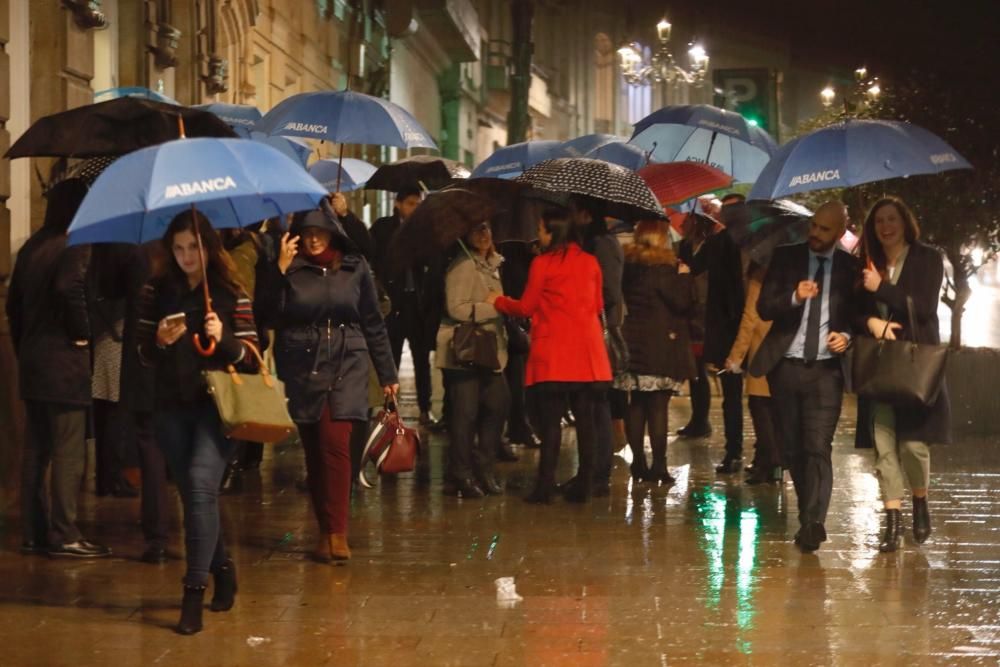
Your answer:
[586,142,649,171]
[5,97,237,159]
[637,162,733,207]
[516,157,664,221]
[249,131,312,168]
[67,137,328,246]
[724,199,813,266]
[630,104,777,184]
[470,140,573,179]
[309,158,378,192]
[94,86,178,105]
[255,90,437,149]
[366,155,471,192]
[193,103,262,137]
[562,134,628,156]
[748,119,973,200]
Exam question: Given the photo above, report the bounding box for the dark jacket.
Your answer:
[586,233,624,325]
[621,246,697,382]
[258,253,397,422]
[370,212,445,344]
[340,211,374,265]
[136,277,259,406]
[750,242,860,377]
[860,241,951,444]
[6,179,92,406]
[686,229,745,365]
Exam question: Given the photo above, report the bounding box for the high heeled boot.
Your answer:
[210,558,237,612]
[912,496,932,544]
[878,509,903,553]
[329,533,351,561]
[176,585,206,635]
[645,441,675,485]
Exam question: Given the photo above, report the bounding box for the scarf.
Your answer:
[302,246,342,268]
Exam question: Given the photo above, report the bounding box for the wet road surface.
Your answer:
[1,368,999,666]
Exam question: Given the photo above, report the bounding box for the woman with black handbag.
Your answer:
[259,209,398,563]
[435,222,510,498]
[860,197,951,552]
[136,210,260,634]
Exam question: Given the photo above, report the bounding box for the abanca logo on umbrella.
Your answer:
[284,122,328,133]
[788,169,841,188]
[164,176,238,199]
[930,153,958,165]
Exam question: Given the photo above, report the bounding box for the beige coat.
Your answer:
[436,251,508,372]
[727,267,772,397]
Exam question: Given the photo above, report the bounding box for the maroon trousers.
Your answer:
[299,406,354,535]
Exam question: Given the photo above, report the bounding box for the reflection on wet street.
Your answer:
[2,365,999,666]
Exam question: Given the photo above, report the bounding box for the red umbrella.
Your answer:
[637,162,733,208]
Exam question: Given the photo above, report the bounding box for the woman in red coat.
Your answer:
[489,204,612,503]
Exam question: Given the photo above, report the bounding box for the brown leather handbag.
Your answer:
[357,400,421,489]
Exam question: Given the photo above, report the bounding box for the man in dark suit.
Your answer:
[371,188,444,427]
[750,201,859,553]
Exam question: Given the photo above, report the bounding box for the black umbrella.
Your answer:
[5,97,237,159]
[365,155,471,192]
[728,199,813,266]
[515,157,664,221]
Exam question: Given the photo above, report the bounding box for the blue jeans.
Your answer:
[154,400,234,587]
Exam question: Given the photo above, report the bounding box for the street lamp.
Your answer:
[617,16,710,87]
[820,86,836,108]
[819,65,883,113]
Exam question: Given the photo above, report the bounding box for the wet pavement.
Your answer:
[2,364,999,666]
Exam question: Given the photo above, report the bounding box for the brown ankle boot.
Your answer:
[329,533,351,561]
[313,536,332,563]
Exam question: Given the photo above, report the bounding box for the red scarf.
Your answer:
[302,246,341,268]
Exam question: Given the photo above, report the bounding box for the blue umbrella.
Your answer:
[470,140,573,179]
[249,131,312,168]
[193,103,262,138]
[748,119,973,200]
[67,137,328,246]
[309,158,378,192]
[94,86,178,105]
[629,104,777,184]
[562,134,627,157]
[255,90,437,149]
[586,142,649,171]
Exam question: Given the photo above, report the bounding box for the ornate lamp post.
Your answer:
[617,16,710,87]
[820,65,882,112]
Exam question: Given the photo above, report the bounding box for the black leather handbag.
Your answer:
[600,310,630,375]
[452,305,501,371]
[851,297,948,408]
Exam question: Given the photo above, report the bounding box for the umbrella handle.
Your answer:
[193,332,217,357]
[191,203,216,357]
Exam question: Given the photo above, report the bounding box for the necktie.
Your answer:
[803,256,827,361]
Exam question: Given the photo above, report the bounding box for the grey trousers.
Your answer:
[22,401,88,546]
[872,402,931,502]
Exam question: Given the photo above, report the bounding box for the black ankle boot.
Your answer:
[524,483,555,504]
[210,559,237,612]
[912,496,931,544]
[878,509,903,553]
[176,585,206,635]
[562,476,590,503]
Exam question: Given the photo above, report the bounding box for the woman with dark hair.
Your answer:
[259,209,398,562]
[436,221,510,498]
[489,205,612,503]
[137,210,261,634]
[859,196,950,552]
[616,220,695,485]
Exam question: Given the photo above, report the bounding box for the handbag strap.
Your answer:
[233,339,275,388]
[905,295,919,344]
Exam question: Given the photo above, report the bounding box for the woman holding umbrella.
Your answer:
[259,209,398,563]
[137,210,261,635]
[489,204,612,503]
[859,197,950,552]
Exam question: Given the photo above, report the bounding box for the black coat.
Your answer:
[259,254,397,422]
[685,230,745,365]
[7,229,92,406]
[751,243,860,377]
[586,233,624,325]
[620,246,697,382]
[860,241,951,444]
[340,211,374,265]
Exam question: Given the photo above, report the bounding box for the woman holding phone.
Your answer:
[137,210,261,635]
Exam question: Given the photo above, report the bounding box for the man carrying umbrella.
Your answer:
[371,189,445,428]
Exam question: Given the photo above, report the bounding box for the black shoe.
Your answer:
[478,476,504,495]
[48,540,111,559]
[496,443,520,462]
[644,469,676,486]
[420,411,446,432]
[176,586,206,635]
[555,475,578,493]
[879,509,903,553]
[20,539,48,555]
[562,478,590,503]
[677,424,712,438]
[592,481,611,498]
[454,477,485,499]
[912,496,931,544]
[629,461,649,483]
[745,465,781,486]
[795,522,825,552]
[509,431,541,448]
[715,456,742,474]
[141,545,169,564]
[524,485,555,504]
[210,558,238,612]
